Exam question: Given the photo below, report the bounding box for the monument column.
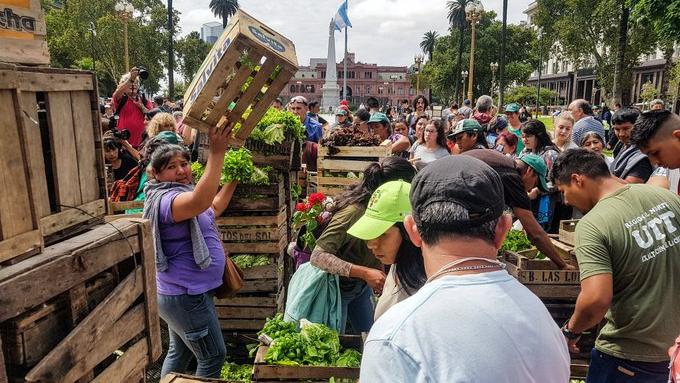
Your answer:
[321,19,340,113]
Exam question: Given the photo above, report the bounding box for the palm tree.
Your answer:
[209,0,239,28]
[420,31,439,62]
[447,0,473,103]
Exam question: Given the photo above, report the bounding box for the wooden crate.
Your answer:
[0,218,161,383]
[226,174,286,214]
[182,9,297,141]
[217,208,288,255]
[0,0,50,65]
[0,64,107,265]
[559,219,579,246]
[253,346,359,383]
[215,294,280,332]
[161,373,242,383]
[502,250,581,299]
[316,145,391,197]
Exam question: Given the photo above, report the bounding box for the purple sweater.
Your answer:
[157,191,225,295]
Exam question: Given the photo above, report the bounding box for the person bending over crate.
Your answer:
[143,125,238,379]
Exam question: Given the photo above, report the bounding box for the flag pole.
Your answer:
[343,25,348,102]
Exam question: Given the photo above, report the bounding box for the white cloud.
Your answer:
[170,0,532,67]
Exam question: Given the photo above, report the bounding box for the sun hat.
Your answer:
[505,103,521,113]
[347,180,411,240]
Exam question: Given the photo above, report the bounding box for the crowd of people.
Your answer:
[107,63,680,382]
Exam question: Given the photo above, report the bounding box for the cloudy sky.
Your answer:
[172,0,533,68]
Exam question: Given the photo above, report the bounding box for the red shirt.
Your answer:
[112,95,152,148]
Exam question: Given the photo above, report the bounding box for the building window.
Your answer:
[364,71,372,79]
[309,85,315,93]
[301,74,305,78]
[300,85,305,93]
[378,87,385,95]
[311,74,315,78]
[365,85,371,94]
[289,85,295,93]
[409,88,415,96]
[398,87,404,95]
[552,61,559,74]
[562,62,568,73]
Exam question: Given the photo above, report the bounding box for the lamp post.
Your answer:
[536,28,543,117]
[461,70,468,101]
[490,61,499,104]
[414,54,424,95]
[465,0,484,103]
[115,1,134,71]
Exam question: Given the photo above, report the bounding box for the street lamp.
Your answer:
[490,62,499,104]
[465,0,484,102]
[536,28,543,117]
[115,1,134,71]
[461,70,469,102]
[414,54,424,95]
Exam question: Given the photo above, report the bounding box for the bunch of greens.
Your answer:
[191,161,205,182]
[499,230,533,253]
[191,149,271,186]
[335,349,362,368]
[264,332,306,366]
[297,322,341,366]
[258,313,297,340]
[231,255,271,269]
[220,362,252,382]
[250,108,306,144]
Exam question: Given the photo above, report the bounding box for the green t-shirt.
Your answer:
[315,204,382,290]
[575,184,680,362]
[508,125,524,155]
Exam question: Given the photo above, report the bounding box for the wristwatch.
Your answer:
[561,323,581,340]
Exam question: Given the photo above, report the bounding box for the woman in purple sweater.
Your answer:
[143,126,237,378]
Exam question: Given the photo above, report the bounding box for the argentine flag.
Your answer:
[333,0,352,31]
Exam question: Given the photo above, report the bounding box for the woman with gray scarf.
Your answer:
[143,126,237,379]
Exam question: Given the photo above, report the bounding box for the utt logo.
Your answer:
[0,8,36,33]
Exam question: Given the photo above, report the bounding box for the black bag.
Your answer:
[109,95,129,131]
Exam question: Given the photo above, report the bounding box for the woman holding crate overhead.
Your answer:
[143,124,238,379]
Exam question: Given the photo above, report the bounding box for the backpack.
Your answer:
[109,165,143,202]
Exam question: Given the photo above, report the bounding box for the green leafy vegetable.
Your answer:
[499,230,533,254]
[222,148,255,184]
[191,161,205,182]
[220,362,252,382]
[251,108,306,144]
[231,255,271,269]
[258,313,297,340]
[335,349,362,368]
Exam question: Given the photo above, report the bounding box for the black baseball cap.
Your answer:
[409,156,505,227]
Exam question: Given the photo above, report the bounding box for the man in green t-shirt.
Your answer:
[554,148,680,383]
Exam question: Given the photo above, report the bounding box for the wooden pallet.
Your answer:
[559,219,579,246]
[316,145,391,197]
[0,218,161,383]
[253,346,359,383]
[217,208,288,255]
[0,0,50,65]
[182,9,297,141]
[0,64,107,265]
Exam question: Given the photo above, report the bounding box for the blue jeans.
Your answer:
[339,280,374,334]
[158,292,226,379]
[587,348,670,383]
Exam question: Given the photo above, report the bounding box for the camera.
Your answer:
[108,116,130,141]
[137,66,149,81]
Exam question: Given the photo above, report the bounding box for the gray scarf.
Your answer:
[143,181,211,272]
[610,144,649,180]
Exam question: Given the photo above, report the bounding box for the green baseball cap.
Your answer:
[519,153,549,192]
[505,103,520,113]
[367,112,390,125]
[347,180,411,240]
[450,119,483,136]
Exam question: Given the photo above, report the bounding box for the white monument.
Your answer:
[321,19,340,113]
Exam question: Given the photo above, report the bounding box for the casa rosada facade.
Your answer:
[278,53,424,109]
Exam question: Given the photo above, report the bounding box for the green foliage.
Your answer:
[420,31,439,61]
[504,86,559,107]
[209,0,239,28]
[335,349,362,368]
[500,230,533,253]
[220,362,251,382]
[640,81,659,102]
[175,31,211,86]
[250,108,306,144]
[44,0,178,95]
[231,255,271,269]
[191,161,205,181]
[629,0,680,43]
[258,314,297,340]
[190,149,270,186]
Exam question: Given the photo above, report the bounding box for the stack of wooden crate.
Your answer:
[316,144,391,197]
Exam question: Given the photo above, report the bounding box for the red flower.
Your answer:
[304,202,313,211]
[308,192,325,205]
[295,202,307,212]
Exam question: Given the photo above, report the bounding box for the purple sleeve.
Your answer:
[159,191,181,224]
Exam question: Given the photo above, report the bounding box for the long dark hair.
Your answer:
[393,222,426,295]
[522,120,557,153]
[332,157,416,213]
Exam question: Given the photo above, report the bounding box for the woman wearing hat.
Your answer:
[331,108,352,131]
[346,180,425,320]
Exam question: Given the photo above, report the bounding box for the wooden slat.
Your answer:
[0,38,50,66]
[318,145,391,158]
[0,337,8,383]
[26,304,146,383]
[19,71,94,92]
[0,220,141,322]
[317,176,360,186]
[0,89,35,239]
[47,91,82,206]
[216,208,286,226]
[90,338,148,383]
[319,158,375,172]
[137,218,162,364]
[109,200,145,213]
[219,319,266,331]
[26,267,145,381]
[0,67,18,89]
[224,235,286,254]
[241,264,278,280]
[214,296,277,307]
[241,278,278,293]
[219,226,283,242]
[0,230,41,263]
[161,373,230,383]
[216,305,276,319]
[253,364,359,380]
[226,58,277,125]
[19,90,51,219]
[71,91,100,203]
[40,199,106,236]
[526,284,580,299]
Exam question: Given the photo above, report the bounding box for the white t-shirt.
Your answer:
[360,270,571,383]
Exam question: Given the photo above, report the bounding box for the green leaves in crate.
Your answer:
[335,349,362,368]
[220,362,252,382]
[231,255,272,269]
[499,230,533,253]
[258,313,297,340]
[190,148,271,186]
[251,108,306,144]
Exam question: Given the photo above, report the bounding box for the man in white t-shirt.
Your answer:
[631,109,680,195]
[360,155,570,383]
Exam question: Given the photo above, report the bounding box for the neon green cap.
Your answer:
[347,180,412,240]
